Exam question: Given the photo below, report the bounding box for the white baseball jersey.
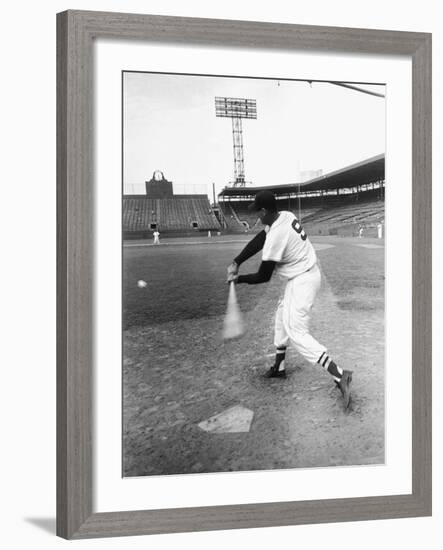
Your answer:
[262,211,317,279]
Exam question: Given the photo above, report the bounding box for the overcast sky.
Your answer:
[123,71,385,198]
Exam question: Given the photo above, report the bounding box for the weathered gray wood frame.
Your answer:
[56,10,432,540]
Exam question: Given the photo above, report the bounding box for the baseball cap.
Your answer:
[248,190,277,211]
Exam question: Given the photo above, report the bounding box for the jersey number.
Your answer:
[292,219,307,241]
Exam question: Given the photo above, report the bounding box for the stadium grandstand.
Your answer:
[218,154,385,238]
[123,170,221,239]
[123,156,384,240]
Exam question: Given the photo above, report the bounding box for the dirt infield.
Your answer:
[123,235,385,476]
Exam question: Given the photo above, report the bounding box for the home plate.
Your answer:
[198,405,254,433]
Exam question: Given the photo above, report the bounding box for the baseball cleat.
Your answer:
[336,370,353,408]
[265,365,286,378]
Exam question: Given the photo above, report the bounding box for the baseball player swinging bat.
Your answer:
[226,190,353,409]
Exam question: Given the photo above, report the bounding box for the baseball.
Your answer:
[137,280,147,288]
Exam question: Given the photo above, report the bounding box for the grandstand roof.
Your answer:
[219,154,385,198]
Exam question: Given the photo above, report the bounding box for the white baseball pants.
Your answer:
[274,264,326,364]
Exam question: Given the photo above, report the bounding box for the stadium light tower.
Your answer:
[215,97,257,187]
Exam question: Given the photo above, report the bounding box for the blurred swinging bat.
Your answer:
[223,282,244,340]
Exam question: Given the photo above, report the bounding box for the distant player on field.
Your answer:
[227,190,352,408]
[153,230,160,245]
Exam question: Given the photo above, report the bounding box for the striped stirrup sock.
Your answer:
[317,352,343,381]
[275,346,287,371]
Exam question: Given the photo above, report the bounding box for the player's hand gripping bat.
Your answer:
[226,261,239,283]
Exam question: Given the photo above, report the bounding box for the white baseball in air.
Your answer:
[137,280,147,288]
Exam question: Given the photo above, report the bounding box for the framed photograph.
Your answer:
[57,10,431,539]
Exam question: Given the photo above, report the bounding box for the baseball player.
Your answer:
[227,190,352,408]
[377,222,383,239]
[153,230,160,245]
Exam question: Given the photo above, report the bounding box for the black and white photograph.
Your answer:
[122,70,386,477]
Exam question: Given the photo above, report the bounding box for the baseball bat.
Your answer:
[222,282,244,340]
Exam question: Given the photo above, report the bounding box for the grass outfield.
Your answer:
[123,235,385,476]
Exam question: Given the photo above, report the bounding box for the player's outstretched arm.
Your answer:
[234,230,266,266]
[237,260,276,285]
[227,230,267,283]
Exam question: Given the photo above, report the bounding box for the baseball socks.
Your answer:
[317,352,342,380]
[266,346,287,378]
[317,352,353,408]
